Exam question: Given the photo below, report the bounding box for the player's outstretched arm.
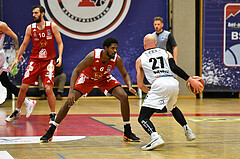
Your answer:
[12,25,31,69]
[0,22,19,52]
[67,51,94,106]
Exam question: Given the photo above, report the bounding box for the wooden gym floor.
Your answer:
[0,97,240,159]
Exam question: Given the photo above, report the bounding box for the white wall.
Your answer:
[172,0,196,95]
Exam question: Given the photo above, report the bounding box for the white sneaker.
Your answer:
[185,129,196,141]
[141,135,165,151]
[5,110,21,122]
[25,99,37,118]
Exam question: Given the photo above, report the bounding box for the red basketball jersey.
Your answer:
[30,21,56,61]
[82,49,118,80]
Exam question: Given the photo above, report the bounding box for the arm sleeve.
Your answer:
[168,58,190,81]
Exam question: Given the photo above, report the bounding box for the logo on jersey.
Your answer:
[33,32,37,37]
[47,29,51,35]
[40,39,47,48]
[39,49,47,58]
[107,65,112,71]
[94,72,103,79]
[40,0,131,40]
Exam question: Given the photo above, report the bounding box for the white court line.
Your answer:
[0,151,14,159]
[0,136,87,145]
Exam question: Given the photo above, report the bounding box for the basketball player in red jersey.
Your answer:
[40,37,140,142]
[6,5,63,124]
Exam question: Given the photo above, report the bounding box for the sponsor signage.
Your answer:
[40,0,131,40]
[223,3,240,66]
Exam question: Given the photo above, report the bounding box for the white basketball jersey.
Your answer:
[0,21,9,74]
[0,22,5,50]
[140,48,173,84]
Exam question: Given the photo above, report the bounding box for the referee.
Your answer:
[152,17,178,64]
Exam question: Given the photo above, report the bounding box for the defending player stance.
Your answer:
[136,34,203,150]
[40,37,140,142]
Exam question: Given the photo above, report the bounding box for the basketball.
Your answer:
[186,76,205,94]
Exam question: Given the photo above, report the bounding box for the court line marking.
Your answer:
[0,111,22,128]
[0,136,87,145]
[69,113,240,117]
[57,153,66,159]
[89,117,123,133]
[187,120,208,127]
[165,113,208,127]
[0,151,14,159]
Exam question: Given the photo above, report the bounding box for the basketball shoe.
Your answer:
[5,110,21,122]
[40,125,56,143]
[49,113,56,125]
[123,132,140,142]
[25,99,37,118]
[141,135,165,151]
[185,129,196,141]
[123,124,140,142]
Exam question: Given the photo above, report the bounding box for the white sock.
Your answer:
[16,108,21,112]
[183,124,191,133]
[52,121,59,127]
[51,112,56,115]
[123,121,130,125]
[151,132,159,140]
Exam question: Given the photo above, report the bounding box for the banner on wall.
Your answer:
[202,0,240,92]
[2,0,168,87]
[223,3,240,66]
[40,0,131,40]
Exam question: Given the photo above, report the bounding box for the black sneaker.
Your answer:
[49,113,56,125]
[40,125,56,143]
[5,110,21,122]
[123,132,140,142]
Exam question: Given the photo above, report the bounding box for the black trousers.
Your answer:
[0,72,19,96]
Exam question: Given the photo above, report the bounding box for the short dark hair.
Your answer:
[153,17,163,23]
[33,5,45,13]
[103,37,118,48]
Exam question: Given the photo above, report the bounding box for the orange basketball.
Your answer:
[186,76,205,94]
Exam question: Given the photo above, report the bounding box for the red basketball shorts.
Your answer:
[22,59,55,85]
[74,73,121,96]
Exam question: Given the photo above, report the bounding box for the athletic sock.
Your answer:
[151,132,159,140]
[124,122,131,134]
[183,124,191,133]
[16,108,21,112]
[52,121,59,127]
